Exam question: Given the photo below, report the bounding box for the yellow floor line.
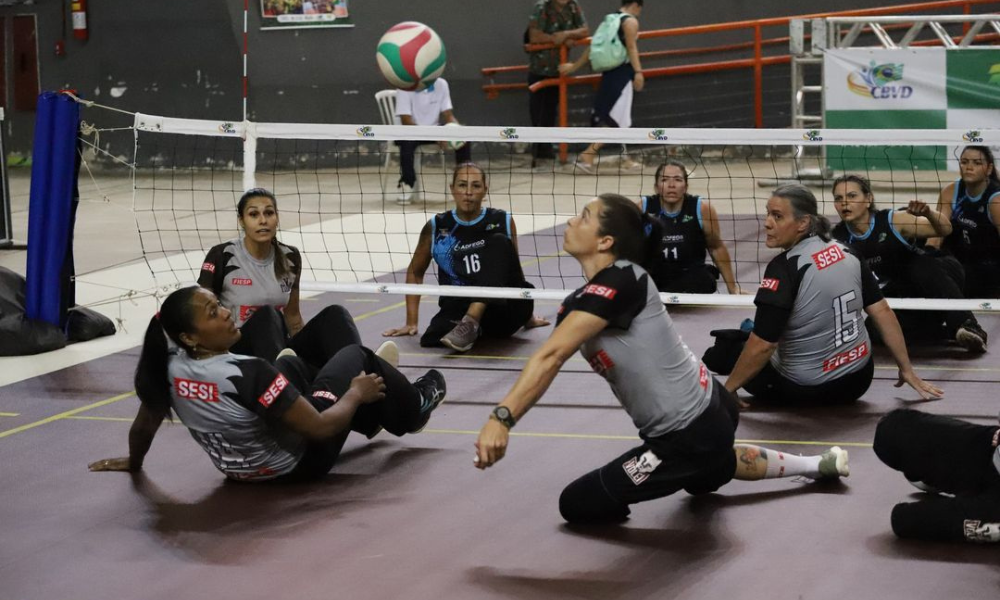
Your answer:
[0,412,20,417]
[403,351,1000,373]
[0,391,135,440]
[420,428,873,448]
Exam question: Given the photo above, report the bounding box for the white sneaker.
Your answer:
[397,183,414,205]
[817,446,850,479]
[374,340,399,368]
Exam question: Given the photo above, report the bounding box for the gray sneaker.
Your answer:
[817,446,850,479]
[412,369,447,432]
[956,319,988,353]
[440,317,481,353]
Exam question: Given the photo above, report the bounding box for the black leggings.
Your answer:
[880,253,976,339]
[874,409,1000,543]
[651,264,719,295]
[274,311,425,482]
[558,383,740,524]
[421,234,534,347]
[744,357,874,405]
[231,304,361,367]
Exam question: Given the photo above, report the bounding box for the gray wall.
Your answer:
[0,0,990,156]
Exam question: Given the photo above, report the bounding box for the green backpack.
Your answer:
[589,13,629,73]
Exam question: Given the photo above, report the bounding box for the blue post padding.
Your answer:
[25,92,79,326]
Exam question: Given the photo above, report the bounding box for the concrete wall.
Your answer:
[0,0,989,157]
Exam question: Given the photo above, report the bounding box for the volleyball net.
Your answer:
[101,110,1000,310]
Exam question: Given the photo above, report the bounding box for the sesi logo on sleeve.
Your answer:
[759,277,780,291]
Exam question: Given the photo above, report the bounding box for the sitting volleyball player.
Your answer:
[474,193,850,524]
[384,163,549,352]
[641,159,742,294]
[721,184,942,406]
[89,286,447,482]
[199,188,360,367]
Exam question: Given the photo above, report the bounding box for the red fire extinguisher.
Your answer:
[71,0,88,41]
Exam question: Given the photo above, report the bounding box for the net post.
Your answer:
[242,121,257,192]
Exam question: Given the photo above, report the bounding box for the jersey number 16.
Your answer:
[463,253,481,274]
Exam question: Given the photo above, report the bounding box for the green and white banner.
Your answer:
[824,48,1000,170]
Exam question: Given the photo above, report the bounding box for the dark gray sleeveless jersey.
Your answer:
[556,260,712,438]
[168,351,304,481]
[755,235,882,385]
[198,239,301,327]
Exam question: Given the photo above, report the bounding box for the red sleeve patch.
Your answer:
[582,284,617,299]
[258,373,289,408]
[760,278,780,291]
[811,245,846,270]
[174,378,219,403]
[201,262,216,273]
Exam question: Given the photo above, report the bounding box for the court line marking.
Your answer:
[0,412,20,417]
[0,391,135,440]
[399,351,1000,374]
[28,417,874,449]
[420,428,873,448]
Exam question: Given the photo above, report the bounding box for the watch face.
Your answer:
[495,407,511,419]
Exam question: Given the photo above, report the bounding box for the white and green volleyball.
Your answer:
[376,22,447,92]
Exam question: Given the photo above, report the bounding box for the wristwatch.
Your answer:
[491,406,517,429]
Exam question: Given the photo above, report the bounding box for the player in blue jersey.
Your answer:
[383,163,549,352]
[641,160,742,294]
[929,146,1000,298]
[831,174,986,352]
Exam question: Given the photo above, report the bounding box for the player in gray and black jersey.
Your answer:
[474,193,852,525]
[199,188,361,367]
[725,184,942,406]
[89,286,446,483]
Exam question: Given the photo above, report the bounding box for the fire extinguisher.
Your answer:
[71,0,88,41]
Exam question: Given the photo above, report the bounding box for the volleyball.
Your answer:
[376,22,447,92]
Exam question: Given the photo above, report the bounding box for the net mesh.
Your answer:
[120,113,998,308]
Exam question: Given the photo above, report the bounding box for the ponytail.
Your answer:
[134,316,173,416]
[135,285,202,415]
[772,183,832,242]
[595,193,663,270]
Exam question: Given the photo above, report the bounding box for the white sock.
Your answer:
[763,449,821,479]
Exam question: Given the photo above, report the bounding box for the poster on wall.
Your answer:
[260,0,353,30]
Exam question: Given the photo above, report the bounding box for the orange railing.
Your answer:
[483,0,1000,161]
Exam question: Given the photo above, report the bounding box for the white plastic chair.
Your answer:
[374,89,446,201]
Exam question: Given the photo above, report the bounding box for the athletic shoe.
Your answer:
[574,160,597,175]
[956,319,988,353]
[397,183,414,205]
[817,446,850,479]
[412,369,447,432]
[374,340,399,368]
[440,316,481,353]
[276,347,298,360]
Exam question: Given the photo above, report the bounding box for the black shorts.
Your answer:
[559,382,739,523]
